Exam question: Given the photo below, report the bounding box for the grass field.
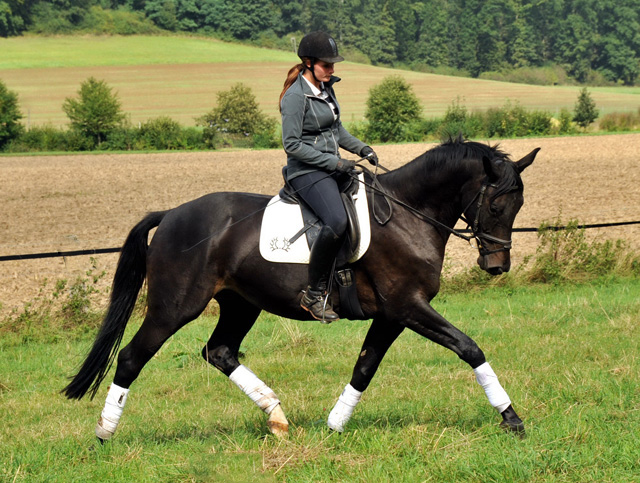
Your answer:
[1,35,639,127]
[1,278,639,482]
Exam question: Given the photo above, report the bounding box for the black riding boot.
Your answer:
[301,226,343,322]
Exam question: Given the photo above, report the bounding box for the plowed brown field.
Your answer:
[2,134,639,317]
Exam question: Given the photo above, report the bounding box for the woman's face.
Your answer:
[305,60,335,86]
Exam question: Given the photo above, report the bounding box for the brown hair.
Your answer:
[278,59,309,112]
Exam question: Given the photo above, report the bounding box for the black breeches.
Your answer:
[289,170,348,236]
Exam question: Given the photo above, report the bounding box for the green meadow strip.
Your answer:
[1,278,639,481]
[0,35,295,69]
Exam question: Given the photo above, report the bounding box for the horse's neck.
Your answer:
[382,160,479,223]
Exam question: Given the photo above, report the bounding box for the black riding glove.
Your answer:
[335,158,356,173]
[360,146,379,166]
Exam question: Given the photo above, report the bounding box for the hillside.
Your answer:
[1,35,639,128]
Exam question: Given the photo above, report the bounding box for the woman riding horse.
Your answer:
[280,31,378,321]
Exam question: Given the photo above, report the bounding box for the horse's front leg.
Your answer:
[328,317,404,432]
[403,301,525,434]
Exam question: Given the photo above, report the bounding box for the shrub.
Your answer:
[557,108,576,135]
[525,219,640,283]
[573,87,599,129]
[7,124,94,152]
[197,83,277,149]
[599,109,640,132]
[137,116,183,150]
[484,101,552,138]
[526,110,552,136]
[0,80,24,150]
[437,98,483,140]
[63,77,126,146]
[364,75,423,143]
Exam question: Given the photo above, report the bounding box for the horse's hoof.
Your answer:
[267,420,289,437]
[267,404,289,438]
[500,405,526,437]
[499,419,526,436]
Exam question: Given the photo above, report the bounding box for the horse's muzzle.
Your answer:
[477,254,511,275]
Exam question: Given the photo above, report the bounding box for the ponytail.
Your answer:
[279,61,307,112]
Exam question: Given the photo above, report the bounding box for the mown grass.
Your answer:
[1,276,639,482]
[0,35,294,69]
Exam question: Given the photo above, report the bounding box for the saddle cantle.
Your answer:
[259,171,371,266]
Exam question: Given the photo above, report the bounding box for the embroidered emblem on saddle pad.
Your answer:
[259,173,371,264]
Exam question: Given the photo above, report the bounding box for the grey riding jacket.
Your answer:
[281,73,367,180]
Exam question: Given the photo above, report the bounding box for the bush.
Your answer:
[437,98,483,140]
[0,80,24,150]
[197,83,277,149]
[364,75,423,143]
[573,87,599,129]
[137,116,183,150]
[599,109,640,132]
[556,108,576,135]
[7,124,93,152]
[525,219,640,283]
[63,77,126,146]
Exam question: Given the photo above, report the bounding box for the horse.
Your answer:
[63,138,539,440]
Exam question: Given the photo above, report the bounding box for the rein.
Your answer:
[352,161,512,255]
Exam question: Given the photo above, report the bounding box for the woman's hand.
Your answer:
[335,159,356,173]
[360,146,379,166]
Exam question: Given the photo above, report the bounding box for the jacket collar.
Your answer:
[298,72,341,96]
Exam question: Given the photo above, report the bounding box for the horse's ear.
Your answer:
[515,148,540,173]
[482,156,500,183]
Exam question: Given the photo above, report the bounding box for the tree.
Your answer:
[62,77,125,146]
[197,83,277,148]
[573,87,599,129]
[364,75,422,143]
[0,79,24,149]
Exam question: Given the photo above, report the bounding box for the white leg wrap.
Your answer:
[229,365,280,415]
[474,362,511,413]
[96,383,129,440]
[327,384,362,432]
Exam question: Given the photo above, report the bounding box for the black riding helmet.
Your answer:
[298,31,345,63]
[298,32,344,83]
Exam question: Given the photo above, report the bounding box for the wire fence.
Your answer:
[1,220,638,263]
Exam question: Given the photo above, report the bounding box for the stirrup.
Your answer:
[301,289,340,323]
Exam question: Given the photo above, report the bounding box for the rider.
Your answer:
[279,31,378,322]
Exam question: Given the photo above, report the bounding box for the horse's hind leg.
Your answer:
[202,290,289,437]
[96,288,212,441]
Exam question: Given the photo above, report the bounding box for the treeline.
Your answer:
[1,0,639,85]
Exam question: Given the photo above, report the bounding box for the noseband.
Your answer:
[460,183,513,256]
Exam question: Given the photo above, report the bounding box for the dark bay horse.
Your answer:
[63,138,539,440]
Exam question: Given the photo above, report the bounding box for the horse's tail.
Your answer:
[62,211,168,400]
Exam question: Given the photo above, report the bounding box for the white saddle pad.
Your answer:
[259,173,371,264]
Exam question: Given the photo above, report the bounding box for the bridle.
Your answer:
[352,164,515,257]
[458,183,513,256]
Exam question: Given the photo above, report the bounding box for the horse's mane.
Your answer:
[384,137,520,201]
